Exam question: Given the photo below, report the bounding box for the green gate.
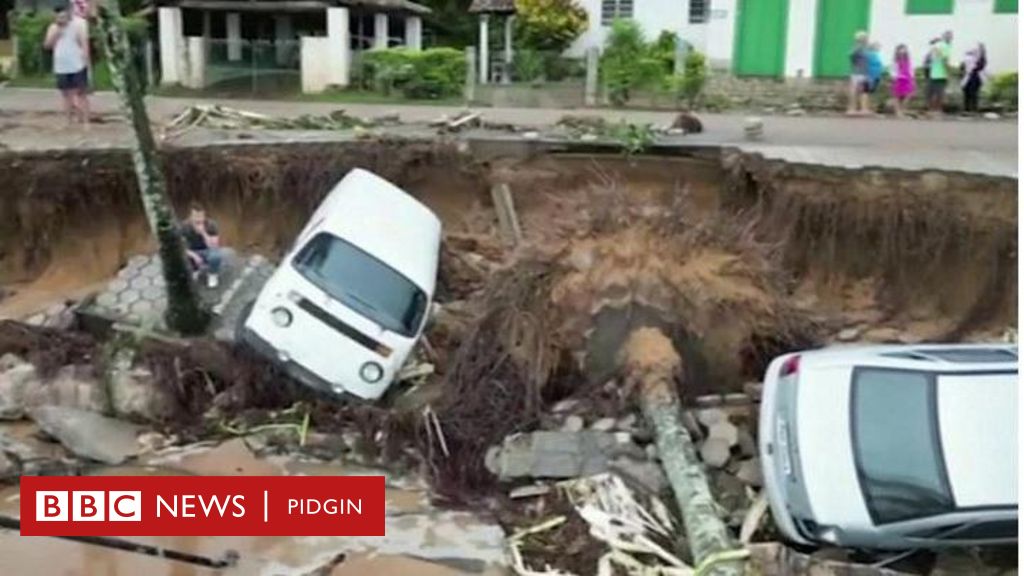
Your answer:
[733,0,789,77]
[814,0,872,78]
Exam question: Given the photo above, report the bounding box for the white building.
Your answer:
[569,0,1018,77]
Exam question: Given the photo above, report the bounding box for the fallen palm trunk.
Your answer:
[96,0,208,334]
[622,328,745,576]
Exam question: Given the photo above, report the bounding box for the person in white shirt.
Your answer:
[43,6,90,125]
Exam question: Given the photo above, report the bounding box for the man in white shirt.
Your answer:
[43,6,90,125]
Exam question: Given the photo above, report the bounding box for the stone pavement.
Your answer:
[80,250,275,335]
[0,87,1017,177]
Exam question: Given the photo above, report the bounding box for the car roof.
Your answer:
[312,168,442,291]
[799,343,1019,373]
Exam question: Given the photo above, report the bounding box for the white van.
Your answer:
[238,168,441,401]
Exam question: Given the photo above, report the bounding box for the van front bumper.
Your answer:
[239,327,362,402]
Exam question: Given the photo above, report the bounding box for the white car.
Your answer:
[238,168,441,401]
[760,343,1018,550]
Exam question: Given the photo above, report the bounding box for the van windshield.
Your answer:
[292,232,427,337]
[852,368,955,524]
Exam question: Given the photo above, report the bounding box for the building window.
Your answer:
[689,0,710,23]
[906,0,954,14]
[601,0,634,24]
[995,0,1017,13]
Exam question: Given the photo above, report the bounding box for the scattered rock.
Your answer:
[862,326,903,343]
[836,326,862,342]
[708,421,739,447]
[0,357,107,418]
[694,395,723,408]
[744,117,764,141]
[579,133,599,142]
[723,393,750,406]
[644,444,659,460]
[108,355,175,422]
[522,131,539,139]
[737,427,757,458]
[736,458,763,487]
[984,112,1000,120]
[786,107,807,116]
[136,431,170,453]
[509,484,551,499]
[609,457,669,494]
[0,451,17,480]
[670,111,703,134]
[29,406,144,464]
[699,437,732,468]
[616,414,637,431]
[696,408,726,427]
[486,431,644,480]
[551,399,580,414]
[562,415,584,432]
[590,417,616,432]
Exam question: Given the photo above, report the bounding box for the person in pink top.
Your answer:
[890,44,915,117]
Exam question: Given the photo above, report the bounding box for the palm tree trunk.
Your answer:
[623,327,744,576]
[95,1,208,334]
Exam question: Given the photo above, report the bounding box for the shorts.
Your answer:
[56,68,88,91]
[850,74,869,93]
[927,78,948,100]
[865,78,880,94]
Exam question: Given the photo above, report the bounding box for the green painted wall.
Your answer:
[733,0,788,77]
[814,0,872,78]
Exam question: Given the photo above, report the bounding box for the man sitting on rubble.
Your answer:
[180,203,223,289]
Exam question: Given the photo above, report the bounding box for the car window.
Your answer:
[852,368,955,524]
[292,232,427,336]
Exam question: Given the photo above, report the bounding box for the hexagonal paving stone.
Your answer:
[130,275,152,290]
[152,276,166,288]
[141,285,164,301]
[96,292,119,309]
[130,300,155,315]
[141,264,161,280]
[140,260,161,277]
[107,279,129,292]
[118,288,141,305]
[125,254,149,271]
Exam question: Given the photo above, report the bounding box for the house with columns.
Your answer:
[157,0,429,93]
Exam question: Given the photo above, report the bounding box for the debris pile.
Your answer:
[163,105,370,137]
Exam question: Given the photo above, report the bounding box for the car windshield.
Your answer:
[292,232,427,337]
[852,368,955,524]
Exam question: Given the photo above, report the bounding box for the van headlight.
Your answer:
[271,307,293,327]
[816,526,840,544]
[360,362,384,383]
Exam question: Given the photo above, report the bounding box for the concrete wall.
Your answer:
[158,7,185,85]
[568,0,708,56]
[301,37,332,93]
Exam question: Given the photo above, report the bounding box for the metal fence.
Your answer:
[202,38,301,97]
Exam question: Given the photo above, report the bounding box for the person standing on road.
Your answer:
[960,43,987,114]
[847,31,871,115]
[181,204,223,289]
[891,44,915,117]
[866,42,884,112]
[927,30,954,116]
[43,5,90,126]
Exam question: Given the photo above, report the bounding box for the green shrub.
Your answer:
[361,47,464,99]
[674,49,707,109]
[649,30,678,75]
[514,0,588,53]
[987,72,1018,110]
[513,48,545,82]
[600,19,662,106]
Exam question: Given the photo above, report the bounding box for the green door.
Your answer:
[733,0,789,77]
[814,0,871,78]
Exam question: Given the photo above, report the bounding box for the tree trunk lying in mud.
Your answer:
[95,0,208,335]
[622,328,744,576]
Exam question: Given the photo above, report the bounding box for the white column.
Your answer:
[185,37,208,89]
[784,0,815,77]
[202,11,211,38]
[478,14,489,84]
[275,15,293,65]
[373,13,389,49]
[706,0,737,69]
[158,7,184,85]
[502,15,513,83]
[226,12,242,61]
[327,7,352,87]
[405,15,422,50]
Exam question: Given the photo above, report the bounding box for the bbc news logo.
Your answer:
[36,491,142,522]
[21,476,384,536]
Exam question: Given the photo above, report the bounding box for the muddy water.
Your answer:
[0,436,507,576]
